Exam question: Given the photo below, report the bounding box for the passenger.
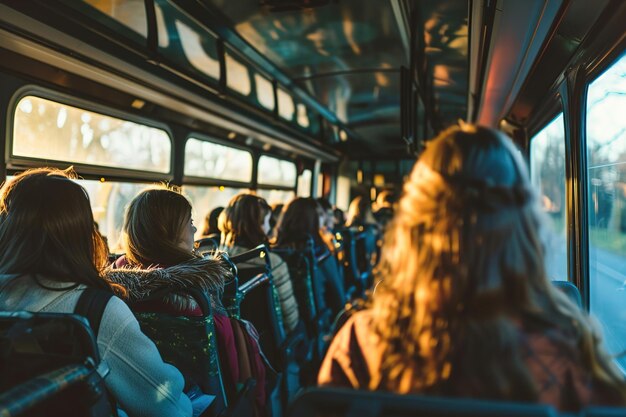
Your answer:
[220,194,300,333]
[201,206,224,240]
[113,187,226,316]
[318,125,626,410]
[372,190,395,228]
[0,168,193,417]
[317,197,344,261]
[274,197,345,315]
[333,207,346,230]
[111,188,268,415]
[345,195,377,229]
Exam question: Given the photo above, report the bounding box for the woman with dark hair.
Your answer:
[220,193,300,333]
[0,168,193,417]
[274,197,345,314]
[318,125,626,410]
[201,206,224,238]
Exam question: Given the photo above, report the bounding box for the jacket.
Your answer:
[318,310,620,411]
[0,274,192,417]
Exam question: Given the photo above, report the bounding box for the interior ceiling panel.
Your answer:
[419,0,469,130]
[207,0,469,157]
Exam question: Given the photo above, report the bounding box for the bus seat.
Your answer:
[551,281,583,308]
[583,406,626,416]
[132,287,232,415]
[287,387,561,417]
[273,239,331,363]
[195,236,220,256]
[0,311,113,417]
[232,246,305,408]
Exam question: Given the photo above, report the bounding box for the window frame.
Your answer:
[8,86,174,181]
[182,133,254,188]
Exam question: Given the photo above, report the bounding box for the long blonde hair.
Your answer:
[370,125,625,402]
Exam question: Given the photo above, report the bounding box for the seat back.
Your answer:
[287,388,561,417]
[195,236,220,256]
[132,288,228,414]
[337,228,361,297]
[237,269,286,369]
[551,281,583,308]
[0,311,112,417]
[317,253,346,316]
[353,224,379,290]
[273,240,321,333]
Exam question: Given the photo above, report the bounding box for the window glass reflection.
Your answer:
[258,155,297,187]
[184,138,253,182]
[530,113,567,281]
[255,74,275,110]
[256,189,295,206]
[13,96,171,173]
[297,169,312,197]
[586,53,626,370]
[226,53,251,96]
[183,185,245,240]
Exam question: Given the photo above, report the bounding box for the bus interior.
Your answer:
[0,0,625,416]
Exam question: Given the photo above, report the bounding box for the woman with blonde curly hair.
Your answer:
[318,125,626,411]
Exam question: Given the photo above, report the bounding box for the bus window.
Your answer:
[530,113,567,282]
[586,53,626,369]
[173,20,220,80]
[13,96,171,173]
[297,169,312,197]
[256,189,295,206]
[225,52,251,96]
[277,88,295,121]
[78,179,149,253]
[81,0,146,38]
[184,138,253,183]
[258,155,297,187]
[183,185,244,240]
[255,74,275,111]
[296,103,310,128]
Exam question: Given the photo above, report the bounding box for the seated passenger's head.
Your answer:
[371,124,623,397]
[333,207,345,228]
[221,193,271,248]
[0,168,109,287]
[202,206,223,236]
[316,198,334,230]
[123,187,196,267]
[346,195,374,227]
[274,197,325,247]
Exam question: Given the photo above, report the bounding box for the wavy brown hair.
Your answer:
[221,193,271,248]
[274,197,325,247]
[0,168,112,291]
[370,125,626,402]
[123,187,195,267]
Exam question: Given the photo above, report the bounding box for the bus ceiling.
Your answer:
[0,0,622,160]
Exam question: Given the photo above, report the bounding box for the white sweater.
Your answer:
[0,275,192,417]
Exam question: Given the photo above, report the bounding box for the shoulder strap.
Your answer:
[74,287,114,337]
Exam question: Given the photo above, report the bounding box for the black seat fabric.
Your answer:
[132,288,229,414]
[287,387,563,417]
[0,311,112,417]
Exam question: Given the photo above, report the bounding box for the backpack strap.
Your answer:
[74,287,114,337]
